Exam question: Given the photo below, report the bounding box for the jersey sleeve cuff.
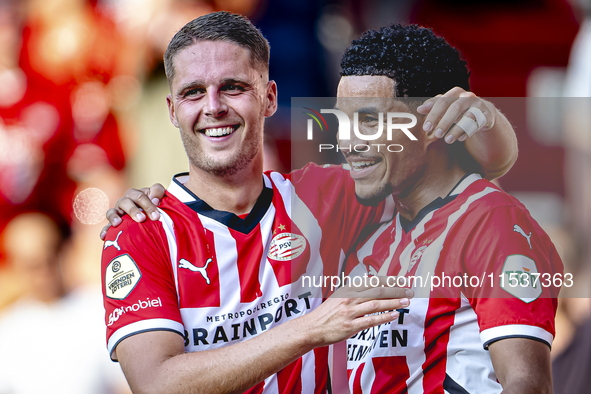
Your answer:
[480,324,554,350]
[108,318,185,361]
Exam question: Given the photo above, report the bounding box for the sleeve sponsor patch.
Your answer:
[105,254,142,299]
[500,254,542,303]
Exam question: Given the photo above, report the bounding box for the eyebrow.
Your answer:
[175,78,252,96]
[220,78,251,86]
[358,107,381,115]
[175,81,201,97]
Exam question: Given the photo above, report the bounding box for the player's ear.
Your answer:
[167,94,179,128]
[264,80,278,117]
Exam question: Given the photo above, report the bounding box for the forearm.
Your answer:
[465,105,518,180]
[117,280,408,394]
[121,318,315,394]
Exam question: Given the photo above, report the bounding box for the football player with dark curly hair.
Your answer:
[340,24,559,394]
[341,24,470,97]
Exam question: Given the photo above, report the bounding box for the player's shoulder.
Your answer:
[103,213,161,241]
[463,178,529,213]
[101,212,174,295]
[101,211,169,263]
[451,178,543,236]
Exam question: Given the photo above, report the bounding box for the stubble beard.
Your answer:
[355,182,393,207]
[180,126,261,177]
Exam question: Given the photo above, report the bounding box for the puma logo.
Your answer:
[104,231,123,251]
[179,258,213,285]
[513,224,532,249]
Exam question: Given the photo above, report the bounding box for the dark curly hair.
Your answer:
[340,24,470,97]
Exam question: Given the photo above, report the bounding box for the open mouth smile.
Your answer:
[348,157,383,179]
[350,160,380,171]
[199,125,240,137]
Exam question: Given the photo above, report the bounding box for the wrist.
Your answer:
[288,312,324,350]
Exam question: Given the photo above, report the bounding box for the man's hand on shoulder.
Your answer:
[100,183,166,240]
[418,86,496,144]
[417,86,518,180]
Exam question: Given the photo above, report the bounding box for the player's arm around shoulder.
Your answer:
[419,87,518,180]
[464,100,518,180]
[116,280,411,394]
[116,320,320,394]
[103,222,412,394]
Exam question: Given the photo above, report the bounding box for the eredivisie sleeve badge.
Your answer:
[105,254,142,299]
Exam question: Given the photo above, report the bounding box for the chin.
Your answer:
[354,183,393,207]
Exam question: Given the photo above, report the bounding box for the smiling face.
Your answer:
[167,40,277,177]
[336,75,428,205]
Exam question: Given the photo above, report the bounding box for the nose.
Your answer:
[203,90,228,118]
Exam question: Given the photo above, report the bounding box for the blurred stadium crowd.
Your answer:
[0,0,589,393]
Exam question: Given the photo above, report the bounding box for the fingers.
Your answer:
[148,183,166,204]
[420,87,493,144]
[355,296,410,317]
[352,281,412,316]
[310,276,415,346]
[100,223,111,240]
[356,285,413,300]
[101,184,165,239]
[354,309,400,331]
[338,275,412,291]
[333,276,414,295]
[416,94,442,118]
[106,207,126,226]
[426,96,466,142]
[331,276,414,308]
[117,188,160,222]
[338,296,410,335]
[444,103,492,143]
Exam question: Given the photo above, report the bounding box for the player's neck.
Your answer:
[184,159,264,216]
[394,161,466,223]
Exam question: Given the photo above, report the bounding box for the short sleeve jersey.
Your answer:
[101,164,394,394]
[344,173,563,394]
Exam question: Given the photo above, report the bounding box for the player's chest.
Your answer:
[346,297,468,365]
[171,212,313,309]
[361,216,458,278]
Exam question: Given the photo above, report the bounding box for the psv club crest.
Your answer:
[409,246,427,271]
[408,239,433,271]
[268,225,307,261]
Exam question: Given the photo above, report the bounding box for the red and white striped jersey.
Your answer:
[345,173,563,394]
[101,163,393,394]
